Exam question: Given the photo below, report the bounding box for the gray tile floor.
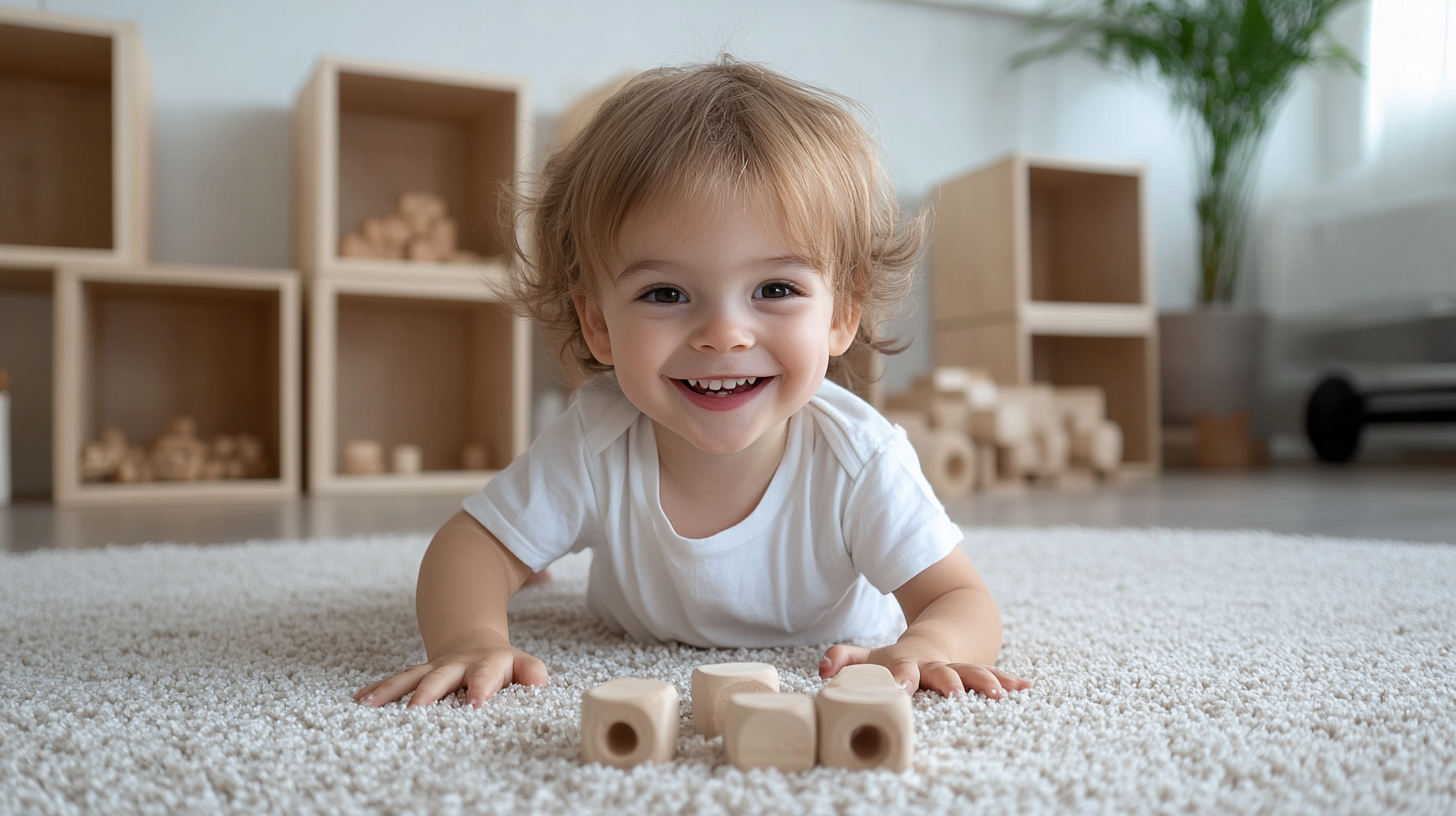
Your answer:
[3,464,1452,553]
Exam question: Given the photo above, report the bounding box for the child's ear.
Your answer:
[828,303,862,357]
[574,293,615,366]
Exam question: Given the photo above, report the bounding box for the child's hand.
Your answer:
[818,642,1031,699]
[353,633,548,709]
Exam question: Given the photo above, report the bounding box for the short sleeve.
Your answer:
[461,407,598,573]
[840,427,964,594]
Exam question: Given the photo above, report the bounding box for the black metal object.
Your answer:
[1305,375,1456,463]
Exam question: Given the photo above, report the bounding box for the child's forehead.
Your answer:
[608,186,824,265]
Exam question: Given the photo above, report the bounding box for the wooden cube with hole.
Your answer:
[815,685,914,772]
[292,55,528,278]
[580,678,679,768]
[0,7,149,269]
[53,264,300,506]
[306,268,530,496]
[930,154,1160,478]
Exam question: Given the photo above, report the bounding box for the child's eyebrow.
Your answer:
[614,255,820,283]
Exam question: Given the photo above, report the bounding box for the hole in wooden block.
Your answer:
[605,721,637,757]
[850,725,886,763]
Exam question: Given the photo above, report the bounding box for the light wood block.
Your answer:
[580,678,678,768]
[881,409,928,435]
[1053,386,1107,434]
[691,662,779,739]
[815,685,914,772]
[969,402,1032,447]
[723,693,816,773]
[905,426,976,500]
[390,443,422,475]
[292,55,529,279]
[930,154,1159,475]
[1071,420,1124,475]
[53,264,300,507]
[306,267,530,496]
[0,7,150,269]
[826,663,898,689]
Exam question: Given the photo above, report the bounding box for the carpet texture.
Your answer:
[2,527,1454,815]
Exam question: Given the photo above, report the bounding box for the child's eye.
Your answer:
[640,286,685,304]
[756,281,802,300]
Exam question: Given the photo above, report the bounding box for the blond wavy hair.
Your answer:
[506,57,926,386]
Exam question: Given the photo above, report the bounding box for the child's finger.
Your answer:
[885,656,921,694]
[952,664,1008,700]
[512,653,550,688]
[356,663,433,706]
[407,664,467,708]
[918,663,966,697]
[464,660,512,708]
[818,644,872,679]
[988,666,1033,691]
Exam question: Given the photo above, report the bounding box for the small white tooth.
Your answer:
[735,378,747,387]
[709,379,722,391]
[747,377,757,385]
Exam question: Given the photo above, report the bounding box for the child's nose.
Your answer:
[690,304,754,353]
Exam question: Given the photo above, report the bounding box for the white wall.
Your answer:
[17,0,1330,393]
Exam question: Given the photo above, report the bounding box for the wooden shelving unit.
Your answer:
[0,7,150,269]
[929,154,1160,476]
[53,264,300,507]
[0,265,55,498]
[293,56,532,495]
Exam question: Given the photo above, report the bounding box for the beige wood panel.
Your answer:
[0,267,55,497]
[930,157,1019,323]
[1030,334,1159,468]
[0,75,113,250]
[0,8,148,268]
[292,69,323,280]
[557,71,636,147]
[54,264,301,507]
[932,322,1025,385]
[1028,165,1142,304]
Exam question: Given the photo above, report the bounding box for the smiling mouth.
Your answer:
[679,376,767,397]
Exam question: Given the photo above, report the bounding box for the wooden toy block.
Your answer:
[1048,466,1097,490]
[974,445,999,492]
[339,232,382,259]
[815,685,914,772]
[882,409,929,435]
[691,662,779,739]
[926,367,999,409]
[905,427,976,501]
[1053,387,1107,434]
[997,441,1039,480]
[826,663,898,689]
[342,439,386,475]
[398,191,446,226]
[998,385,1058,433]
[887,386,969,433]
[1071,420,1124,475]
[723,693,817,772]
[363,216,411,258]
[969,403,1031,446]
[1194,411,1252,468]
[1035,427,1070,477]
[391,444,422,475]
[580,678,679,768]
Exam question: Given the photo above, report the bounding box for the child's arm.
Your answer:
[353,510,548,708]
[819,547,1032,699]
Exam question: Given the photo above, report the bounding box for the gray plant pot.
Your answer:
[1159,310,1267,425]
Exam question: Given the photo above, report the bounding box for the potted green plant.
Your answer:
[1013,0,1361,459]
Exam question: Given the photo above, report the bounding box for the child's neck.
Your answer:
[653,419,789,540]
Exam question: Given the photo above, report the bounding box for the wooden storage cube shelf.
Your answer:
[1030,334,1157,471]
[309,271,530,496]
[294,56,528,277]
[0,7,148,267]
[55,265,300,506]
[0,265,55,498]
[931,154,1148,327]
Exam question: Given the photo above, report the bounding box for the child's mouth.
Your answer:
[679,376,767,398]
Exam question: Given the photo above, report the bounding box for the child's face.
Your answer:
[575,193,860,456]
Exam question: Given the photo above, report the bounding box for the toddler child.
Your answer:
[356,58,1029,709]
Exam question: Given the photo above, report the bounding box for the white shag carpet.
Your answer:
[2,527,1455,815]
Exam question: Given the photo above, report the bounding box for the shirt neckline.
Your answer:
[635,411,803,556]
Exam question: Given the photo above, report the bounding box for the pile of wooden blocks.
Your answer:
[338,191,481,263]
[580,662,913,772]
[884,367,1124,500]
[80,417,268,483]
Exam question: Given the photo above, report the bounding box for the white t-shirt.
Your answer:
[463,373,963,648]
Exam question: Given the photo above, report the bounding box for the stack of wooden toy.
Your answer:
[580,662,914,772]
[338,191,481,263]
[80,417,269,483]
[883,367,1123,500]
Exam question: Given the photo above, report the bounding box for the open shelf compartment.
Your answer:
[0,265,55,499]
[308,269,531,496]
[293,55,529,278]
[0,7,149,268]
[54,265,300,506]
